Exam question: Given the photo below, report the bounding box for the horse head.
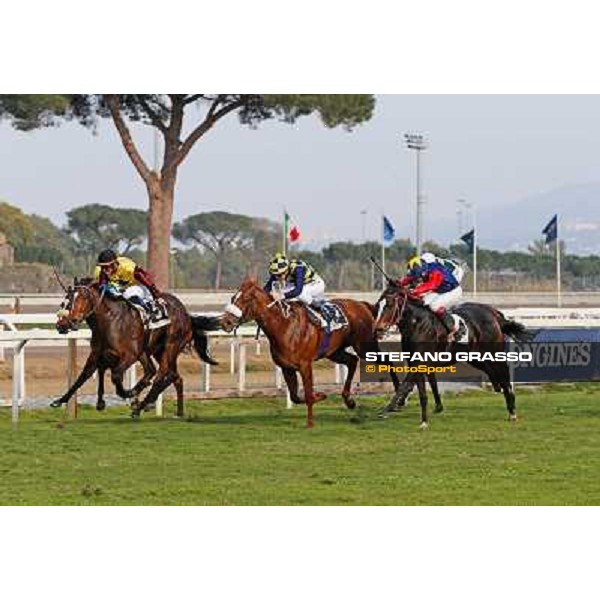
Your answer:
[374,282,409,340]
[56,277,101,334]
[221,277,264,332]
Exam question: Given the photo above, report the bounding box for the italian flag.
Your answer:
[284,212,301,244]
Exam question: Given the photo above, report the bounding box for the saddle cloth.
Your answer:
[306,302,348,332]
[105,287,170,331]
[127,302,170,331]
[451,314,469,344]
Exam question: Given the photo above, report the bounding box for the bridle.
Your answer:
[377,288,409,334]
[58,283,105,330]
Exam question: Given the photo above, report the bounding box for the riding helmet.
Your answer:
[407,255,422,270]
[97,248,118,266]
[269,252,289,275]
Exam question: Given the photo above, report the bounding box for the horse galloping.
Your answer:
[53,278,219,417]
[374,282,533,427]
[220,277,401,428]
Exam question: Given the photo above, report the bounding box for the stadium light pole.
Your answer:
[360,209,367,242]
[404,133,428,255]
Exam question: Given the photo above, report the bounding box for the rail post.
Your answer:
[238,343,246,392]
[12,340,26,426]
[67,338,78,418]
[203,362,211,393]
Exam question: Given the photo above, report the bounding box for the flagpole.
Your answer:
[381,214,385,290]
[282,209,287,255]
[556,231,562,308]
[473,203,477,298]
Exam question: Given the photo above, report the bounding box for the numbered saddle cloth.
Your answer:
[306,301,348,332]
[451,313,469,344]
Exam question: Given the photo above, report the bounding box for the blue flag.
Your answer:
[383,216,395,245]
[461,228,475,253]
[542,214,558,245]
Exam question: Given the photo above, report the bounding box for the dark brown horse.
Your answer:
[220,277,401,428]
[53,278,219,417]
[374,283,532,427]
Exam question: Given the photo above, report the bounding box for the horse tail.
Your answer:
[190,315,220,365]
[496,310,535,342]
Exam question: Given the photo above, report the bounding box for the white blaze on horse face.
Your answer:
[376,299,386,323]
[224,303,243,319]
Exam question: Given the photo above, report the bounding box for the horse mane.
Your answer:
[76,277,97,287]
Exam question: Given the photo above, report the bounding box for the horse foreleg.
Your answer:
[379,373,415,416]
[281,367,303,404]
[416,374,429,429]
[173,372,184,418]
[96,367,106,411]
[427,373,444,413]
[125,353,157,399]
[50,353,98,408]
[492,363,517,422]
[133,370,177,418]
[298,363,321,428]
[328,349,358,410]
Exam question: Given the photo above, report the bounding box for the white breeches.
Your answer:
[421,286,463,312]
[123,285,153,303]
[283,277,326,304]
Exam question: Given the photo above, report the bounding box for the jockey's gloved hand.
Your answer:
[271,289,285,302]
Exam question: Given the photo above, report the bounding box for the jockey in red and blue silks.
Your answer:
[398,253,463,336]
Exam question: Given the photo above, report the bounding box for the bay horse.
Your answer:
[52,278,219,417]
[220,277,401,428]
[374,282,533,428]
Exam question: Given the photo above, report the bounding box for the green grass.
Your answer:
[1,385,600,505]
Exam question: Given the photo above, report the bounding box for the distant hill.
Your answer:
[478,182,600,255]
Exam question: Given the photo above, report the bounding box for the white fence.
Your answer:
[2,307,600,425]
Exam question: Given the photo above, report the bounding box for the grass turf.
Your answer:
[1,385,599,505]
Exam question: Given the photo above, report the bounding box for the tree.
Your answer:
[65,203,148,267]
[173,211,257,289]
[3,94,375,286]
[0,95,70,130]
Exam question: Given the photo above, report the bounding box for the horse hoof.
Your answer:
[508,414,518,423]
[131,411,141,420]
[434,406,444,414]
[96,401,106,412]
[344,397,356,410]
[50,399,63,408]
[313,392,327,403]
[290,397,304,405]
[419,422,429,430]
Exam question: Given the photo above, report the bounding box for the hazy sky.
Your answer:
[1,94,600,249]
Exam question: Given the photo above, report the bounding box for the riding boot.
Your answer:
[312,299,333,333]
[436,308,457,341]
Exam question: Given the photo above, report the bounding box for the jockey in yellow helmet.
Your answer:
[399,253,464,337]
[265,252,338,331]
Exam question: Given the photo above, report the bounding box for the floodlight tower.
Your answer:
[404,133,428,255]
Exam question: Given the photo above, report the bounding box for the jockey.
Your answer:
[264,252,336,331]
[399,253,463,338]
[93,249,167,323]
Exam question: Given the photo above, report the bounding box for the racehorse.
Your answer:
[374,282,533,428]
[220,277,402,428]
[53,278,219,417]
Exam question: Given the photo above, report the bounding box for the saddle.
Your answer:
[104,286,170,331]
[306,301,348,333]
[450,313,469,344]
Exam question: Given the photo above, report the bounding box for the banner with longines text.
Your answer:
[359,329,600,383]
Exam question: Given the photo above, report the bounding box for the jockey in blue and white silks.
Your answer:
[399,253,464,336]
[265,253,340,331]
[265,253,325,304]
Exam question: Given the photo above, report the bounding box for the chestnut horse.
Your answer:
[374,282,532,427]
[220,277,401,428]
[53,278,219,417]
